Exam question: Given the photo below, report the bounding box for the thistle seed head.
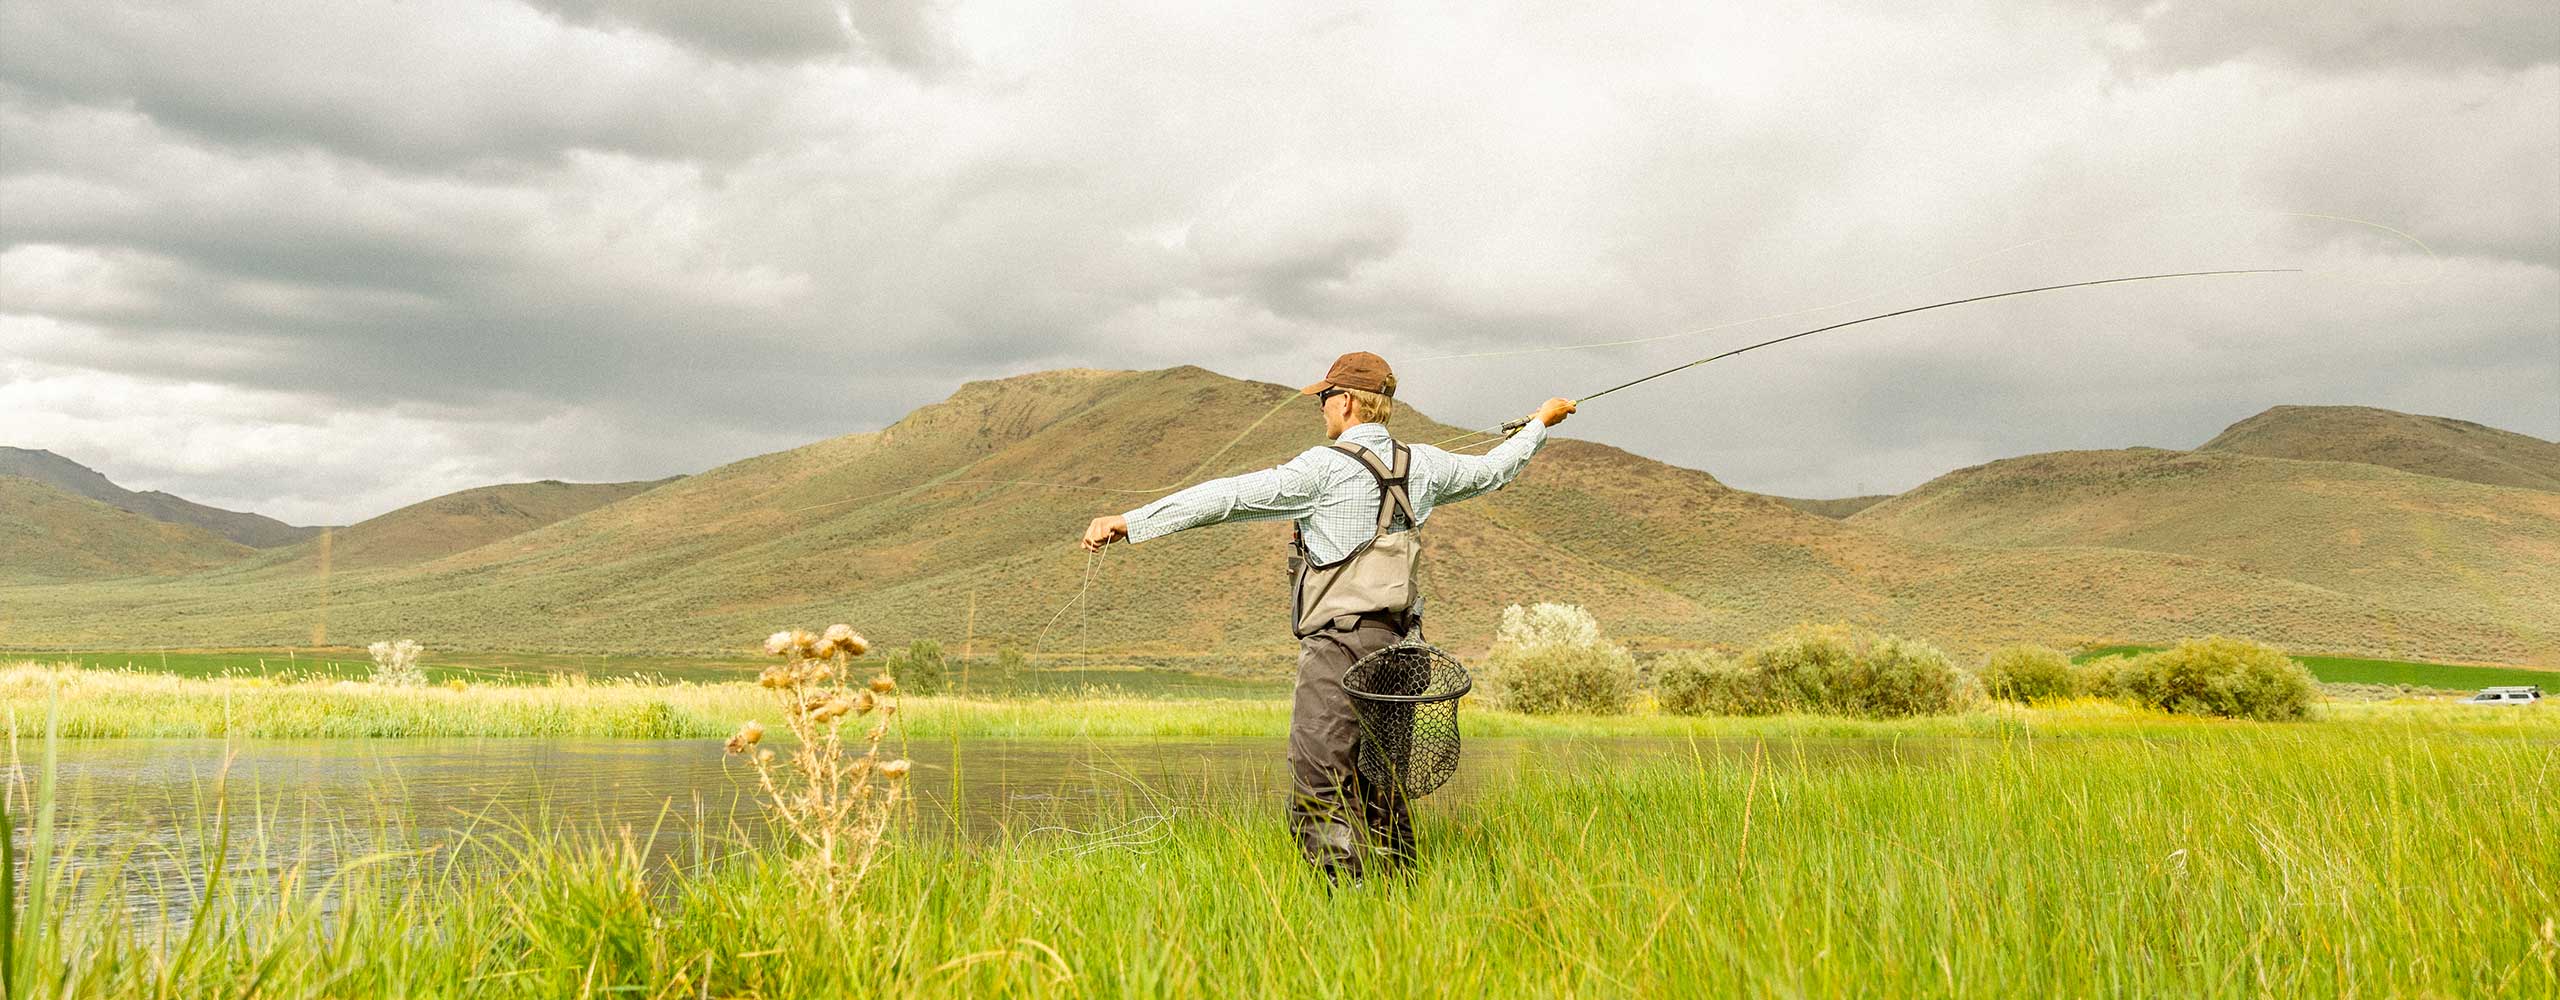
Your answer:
[764,631,797,657]
[823,624,868,656]
[868,675,897,694]
[880,759,912,779]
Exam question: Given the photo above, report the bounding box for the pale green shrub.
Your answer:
[982,647,1028,694]
[1652,650,1757,716]
[1724,625,1973,718]
[1979,644,2080,703]
[1482,603,1637,715]
[2102,636,2314,721]
[367,639,426,687]
[884,640,949,695]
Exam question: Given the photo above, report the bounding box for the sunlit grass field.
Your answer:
[7,711,2553,997]
[0,648,1295,695]
[4,662,2549,743]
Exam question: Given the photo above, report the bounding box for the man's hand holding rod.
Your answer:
[1499,397,1578,435]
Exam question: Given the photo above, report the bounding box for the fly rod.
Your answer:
[1489,268,2299,436]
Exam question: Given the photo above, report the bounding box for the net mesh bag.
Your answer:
[1342,639,1472,799]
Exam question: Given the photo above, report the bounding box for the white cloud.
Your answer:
[1,0,2552,521]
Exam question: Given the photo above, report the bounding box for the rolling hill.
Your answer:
[2199,405,2560,492]
[262,478,680,571]
[0,447,317,546]
[1766,494,1892,519]
[0,476,255,582]
[2,367,2545,664]
[1848,447,2560,656]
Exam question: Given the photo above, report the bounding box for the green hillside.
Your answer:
[0,446,317,546]
[2200,405,2560,492]
[0,476,254,582]
[1,367,2543,664]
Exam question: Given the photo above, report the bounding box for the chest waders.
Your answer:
[1285,441,1474,801]
[1289,442,1421,638]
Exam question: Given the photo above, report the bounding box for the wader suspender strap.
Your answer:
[1290,442,1418,635]
[1291,442,1415,569]
[1330,442,1416,536]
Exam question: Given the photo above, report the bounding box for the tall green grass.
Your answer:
[7,720,2553,996]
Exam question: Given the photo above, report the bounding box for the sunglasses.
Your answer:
[1314,388,1346,407]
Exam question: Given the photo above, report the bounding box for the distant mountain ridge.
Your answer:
[0,476,253,582]
[0,447,316,547]
[3,368,2546,665]
[2199,405,2560,492]
[1849,446,2560,650]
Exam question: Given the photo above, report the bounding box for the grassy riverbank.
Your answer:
[7,662,2551,741]
[12,719,2554,997]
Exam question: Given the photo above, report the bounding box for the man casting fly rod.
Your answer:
[1080,351,1575,880]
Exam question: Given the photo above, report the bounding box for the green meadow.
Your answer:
[6,709,2553,998]
[7,650,2553,998]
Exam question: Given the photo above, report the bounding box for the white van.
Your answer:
[2460,686,2543,706]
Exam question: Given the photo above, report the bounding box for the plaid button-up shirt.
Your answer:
[1121,420,1552,564]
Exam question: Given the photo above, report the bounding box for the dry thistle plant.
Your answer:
[725,623,910,884]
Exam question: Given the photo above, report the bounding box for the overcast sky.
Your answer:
[3,1,2554,525]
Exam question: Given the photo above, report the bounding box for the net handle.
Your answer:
[1343,675,1472,704]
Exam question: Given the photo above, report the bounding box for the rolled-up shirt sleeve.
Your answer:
[1120,449,1333,545]
[1421,419,1549,507]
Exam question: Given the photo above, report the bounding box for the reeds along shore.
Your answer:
[4,714,2552,997]
[3,661,2550,741]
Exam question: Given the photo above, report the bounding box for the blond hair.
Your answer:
[1342,386,1394,424]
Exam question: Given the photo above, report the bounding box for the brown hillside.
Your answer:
[2200,405,2560,492]
[1766,494,1893,519]
[1850,447,2560,654]
[264,479,680,571]
[0,368,2545,663]
[0,476,254,582]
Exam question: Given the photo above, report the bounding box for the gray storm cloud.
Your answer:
[0,0,2552,525]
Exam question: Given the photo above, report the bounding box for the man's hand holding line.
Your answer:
[1082,514,1129,552]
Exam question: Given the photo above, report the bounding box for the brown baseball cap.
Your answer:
[1300,351,1396,397]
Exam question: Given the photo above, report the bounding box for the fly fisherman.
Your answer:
[1080,351,1574,880]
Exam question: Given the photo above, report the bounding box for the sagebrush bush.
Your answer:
[2099,636,2314,720]
[1979,644,2080,703]
[980,647,1028,694]
[884,640,949,695]
[1482,603,1637,715]
[366,639,426,687]
[1651,650,1754,716]
[1705,624,1973,718]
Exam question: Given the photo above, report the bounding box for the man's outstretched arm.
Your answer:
[1425,397,1576,507]
[1082,454,1331,552]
